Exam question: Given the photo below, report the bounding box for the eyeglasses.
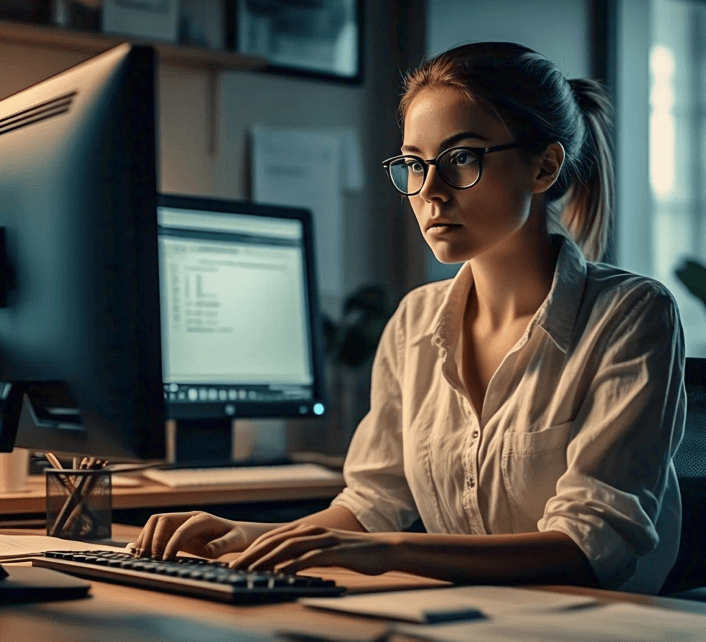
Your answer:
[382,143,520,196]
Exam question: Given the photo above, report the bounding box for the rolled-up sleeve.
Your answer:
[538,286,687,590]
[330,299,420,532]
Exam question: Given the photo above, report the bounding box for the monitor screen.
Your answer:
[157,195,326,464]
[0,44,165,461]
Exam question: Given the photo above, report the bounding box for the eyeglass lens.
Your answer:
[388,148,481,194]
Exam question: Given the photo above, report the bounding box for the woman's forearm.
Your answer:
[295,505,368,532]
[241,507,596,587]
[385,529,599,587]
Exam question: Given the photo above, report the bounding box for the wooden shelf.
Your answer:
[0,20,269,72]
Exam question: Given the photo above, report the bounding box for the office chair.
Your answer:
[659,356,706,595]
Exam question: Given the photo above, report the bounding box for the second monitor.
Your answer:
[157,194,327,465]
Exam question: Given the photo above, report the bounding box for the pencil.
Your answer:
[44,452,64,471]
[63,459,109,538]
[45,453,104,538]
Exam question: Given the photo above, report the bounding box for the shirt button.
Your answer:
[472,431,479,439]
[469,478,475,487]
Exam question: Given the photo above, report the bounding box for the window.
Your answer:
[650,0,706,356]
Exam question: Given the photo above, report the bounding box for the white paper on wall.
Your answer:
[250,125,363,297]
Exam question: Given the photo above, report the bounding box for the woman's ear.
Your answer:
[532,142,565,194]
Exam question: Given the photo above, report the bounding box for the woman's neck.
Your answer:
[467,218,557,331]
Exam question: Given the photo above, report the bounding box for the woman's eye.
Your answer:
[449,151,476,166]
[405,160,424,173]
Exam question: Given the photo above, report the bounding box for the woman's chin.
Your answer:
[428,244,471,265]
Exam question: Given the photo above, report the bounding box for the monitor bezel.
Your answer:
[157,193,328,422]
[0,44,165,460]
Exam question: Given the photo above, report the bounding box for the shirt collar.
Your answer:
[422,233,587,354]
[533,233,588,352]
[426,261,474,356]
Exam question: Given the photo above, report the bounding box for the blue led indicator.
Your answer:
[313,403,325,415]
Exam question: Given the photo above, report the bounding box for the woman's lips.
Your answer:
[426,223,462,235]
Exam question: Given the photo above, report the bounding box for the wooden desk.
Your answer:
[0,525,446,642]
[0,472,345,524]
[3,526,706,642]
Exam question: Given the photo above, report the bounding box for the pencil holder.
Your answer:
[45,468,112,540]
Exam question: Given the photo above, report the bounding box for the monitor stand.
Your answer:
[174,419,233,467]
[173,419,291,468]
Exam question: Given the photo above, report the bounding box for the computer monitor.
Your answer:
[157,194,327,465]
[0,43,165,462]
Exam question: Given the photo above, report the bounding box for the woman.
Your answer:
[135,42,686,594]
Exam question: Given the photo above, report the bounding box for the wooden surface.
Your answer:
[1,525,446,642]
[0,20,268,72]
[0,472,345,515]
[3,525,706,642]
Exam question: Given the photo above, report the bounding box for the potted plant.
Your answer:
[321,283,393,448]
[676,259,706,310]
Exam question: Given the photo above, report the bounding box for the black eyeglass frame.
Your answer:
[382,142,521,196]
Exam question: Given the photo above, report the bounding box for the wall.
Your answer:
[427,0,591,72]
[424,0,593,282]
[0,0,427,459]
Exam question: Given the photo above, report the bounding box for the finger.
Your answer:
[246,533,336,571]
[253,522,328,550]
[276,547,339,575]
[135,513,163,557]
[241,532,337,572]
[145,513,193,559]
[229,526,300,569]
[206,529,244,558]
[245,522,304,551]
[161,512,213,559]
[231,524,314,570]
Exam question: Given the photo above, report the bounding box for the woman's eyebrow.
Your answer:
[401,131,491,154]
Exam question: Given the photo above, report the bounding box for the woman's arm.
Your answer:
[384,530,598,585]
[232,514,598,587]
[295,505,368,531]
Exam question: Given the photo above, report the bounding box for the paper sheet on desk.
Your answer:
[302,586,597,623]
[393,602,706,642]
[0,534,127,560]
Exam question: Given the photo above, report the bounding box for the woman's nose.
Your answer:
[418,165,450,202]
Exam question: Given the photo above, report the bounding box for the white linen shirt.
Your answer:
[331,234,686,594]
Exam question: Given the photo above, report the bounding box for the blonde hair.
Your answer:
[400,43,614,262]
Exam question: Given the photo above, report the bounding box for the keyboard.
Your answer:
[33,550,346,604]
[142,463,342,488]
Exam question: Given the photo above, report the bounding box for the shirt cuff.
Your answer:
[330,488,405,533]
[538,513,640,589]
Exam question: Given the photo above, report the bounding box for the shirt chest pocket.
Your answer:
[501,421,574,529]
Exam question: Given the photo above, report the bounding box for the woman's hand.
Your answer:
[231,522,399,576]
[134,511,272,560]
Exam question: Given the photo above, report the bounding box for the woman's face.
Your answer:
[402,86,540,264]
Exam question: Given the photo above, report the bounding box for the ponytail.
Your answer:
[560,79,614,262]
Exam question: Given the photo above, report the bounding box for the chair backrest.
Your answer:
[660,356,706,594]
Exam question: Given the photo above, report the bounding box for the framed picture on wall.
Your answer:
[102,0,179,43]
[228,0,363,84]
